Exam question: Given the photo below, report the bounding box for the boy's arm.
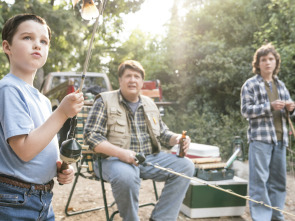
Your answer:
[8,92,84,162]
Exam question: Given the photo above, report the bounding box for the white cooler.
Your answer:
[171,143,220,158]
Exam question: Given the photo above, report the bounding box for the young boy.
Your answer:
[0,14,84,220]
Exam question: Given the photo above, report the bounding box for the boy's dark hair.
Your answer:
[252,43,281,76]
[118,60,145,79]
[2,14,51,61]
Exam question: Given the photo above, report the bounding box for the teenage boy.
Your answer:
[241,43,295,221]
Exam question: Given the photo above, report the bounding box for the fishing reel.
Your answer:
[59,117,82,181]
[134,152,146,165]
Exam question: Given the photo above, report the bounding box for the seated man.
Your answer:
[84,60,195,221]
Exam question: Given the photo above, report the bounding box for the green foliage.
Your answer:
[2,0,295,164]
[0,0,144,80]
[104,0,295,163]
[0,0,87,75]
[0,1,10,78]
[163,105,248,160]
[157,0,295,162]
[106,29,168,89]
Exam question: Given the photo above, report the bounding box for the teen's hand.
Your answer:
[285,101,295,112]
[58,91,84,118]
[271,100,285,111]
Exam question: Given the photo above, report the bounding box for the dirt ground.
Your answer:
[52,168,295,221]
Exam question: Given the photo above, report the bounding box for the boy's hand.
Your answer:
[56,161,75,184]
[58,92,84,118]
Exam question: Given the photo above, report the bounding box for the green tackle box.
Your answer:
[196,168,235,181]
[181,176,248,218]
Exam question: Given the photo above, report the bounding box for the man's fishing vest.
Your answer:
[99,90,162,153]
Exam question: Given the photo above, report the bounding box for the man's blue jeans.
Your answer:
[249,141,286,221]
[94,151,195,221]
[0,182,54,221]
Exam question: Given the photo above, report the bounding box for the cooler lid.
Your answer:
[172,143,220,158]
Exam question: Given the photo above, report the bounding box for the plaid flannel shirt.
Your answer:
[84,91,174,155]
[241,74,293,146]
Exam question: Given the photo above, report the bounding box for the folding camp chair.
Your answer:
[65,106,159,220]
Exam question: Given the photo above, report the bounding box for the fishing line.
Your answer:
[59,0,108,175]
[80,0,108,91]
[142,161,295,218]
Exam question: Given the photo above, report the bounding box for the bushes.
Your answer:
[163,106,248,160]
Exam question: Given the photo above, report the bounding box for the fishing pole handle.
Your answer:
[58,161,70,185]
[134,152,146,164]
[287,114,295,137]
[60,161,69,171]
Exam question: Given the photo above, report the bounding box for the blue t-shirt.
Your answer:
[0,73,59,184]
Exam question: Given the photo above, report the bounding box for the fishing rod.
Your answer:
[79,0,108,91]
[134,153,295,219]
[287,111,295,177]
[287,113,295,154]
[59,0,107,178]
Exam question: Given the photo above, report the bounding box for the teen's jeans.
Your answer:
[0,182,54,221]
[249,141,286,221]
[94,151,195,221]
